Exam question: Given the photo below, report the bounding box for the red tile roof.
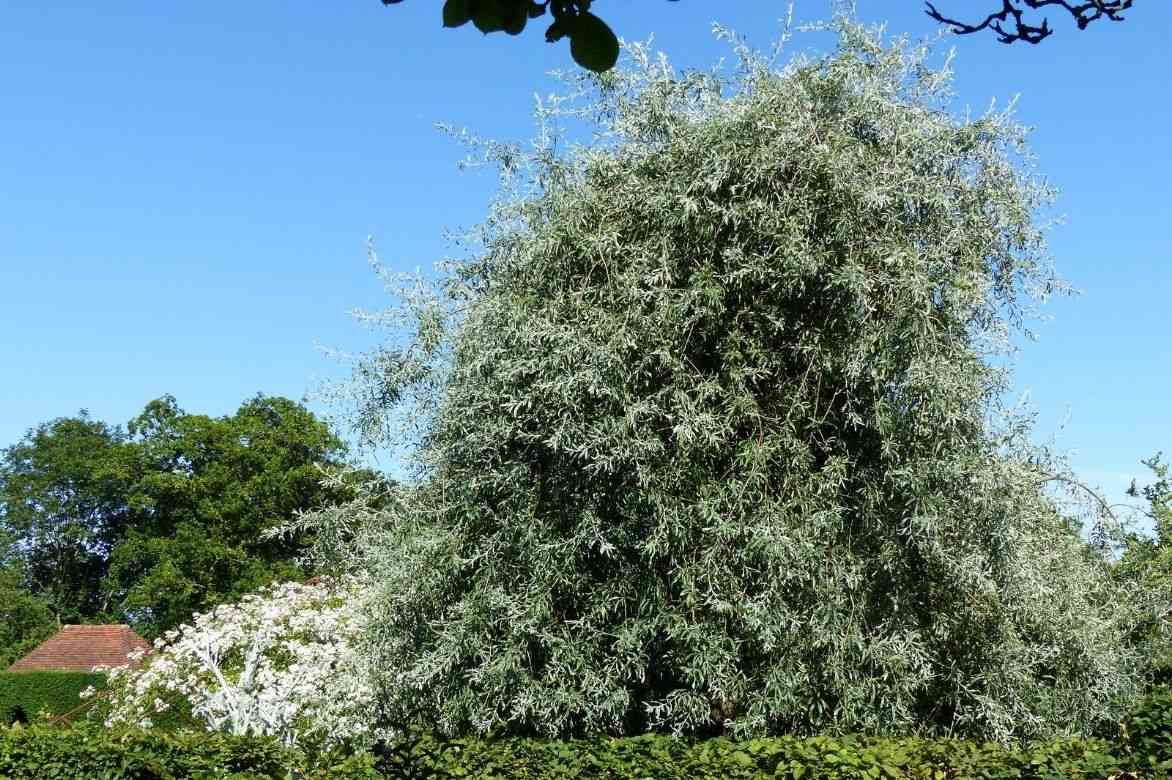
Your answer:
[7,625,152,672]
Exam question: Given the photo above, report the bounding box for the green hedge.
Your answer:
[0,672,105,725]
[0,725,386,780]
[370,732,1156,779]
[1121,684,1172,771]
[1,724,1169,779]
[0,725,291,779]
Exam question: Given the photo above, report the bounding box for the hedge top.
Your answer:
[7,625,150,672]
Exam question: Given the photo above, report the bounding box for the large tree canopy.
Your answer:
[342,21,1141,742]
[379,1,1136,73]
[104,394,356,637]
[0,413,134,622]
[0,395,355,638]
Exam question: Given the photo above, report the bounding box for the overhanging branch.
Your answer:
[925,1,1134,44]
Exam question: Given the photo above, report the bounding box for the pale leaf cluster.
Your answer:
[99,577,378,750]
[332,17,1143,742]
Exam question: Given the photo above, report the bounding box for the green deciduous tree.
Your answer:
[1,395,354,640]
[105,395,354,638]
[0,564,57,669]
[341,20,1142,741]
[1114,455,1172,685]
[0,414,135,622]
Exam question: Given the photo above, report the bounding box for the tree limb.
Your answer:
[925,1,1134,44]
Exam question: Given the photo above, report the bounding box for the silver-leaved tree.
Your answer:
[331,19,1143,741]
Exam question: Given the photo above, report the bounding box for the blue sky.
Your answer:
[1,1,1168,513]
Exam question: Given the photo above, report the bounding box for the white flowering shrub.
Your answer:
[99,577,376,750]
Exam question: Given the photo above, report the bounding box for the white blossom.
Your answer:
[100,576,379,750]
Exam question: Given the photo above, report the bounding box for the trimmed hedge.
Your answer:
[0,725,387,780]
[371,732,1151,779]
[0,726,290,779]
[1,724,1169,779]
[0,672,104,725]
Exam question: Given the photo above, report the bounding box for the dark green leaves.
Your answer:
[472,8,505,34]
[345,731,1147,778]
[393,0,626,71]
[0,568,55,670]
[442,0,472,28]
[0,728,293,779]
[0,672,106,726]
[567,11,618,72]
[544,14,571,42]
[542,7,621,72]
[0,728,1150,778]
[443,0,532,36]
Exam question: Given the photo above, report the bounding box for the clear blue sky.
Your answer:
[1,2,1168,511]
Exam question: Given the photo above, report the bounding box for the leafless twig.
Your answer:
[925,1,1134,44]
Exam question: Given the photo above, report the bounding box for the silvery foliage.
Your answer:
[335,17,1144,741]
[99,577,378,750]
[268,465,400,577]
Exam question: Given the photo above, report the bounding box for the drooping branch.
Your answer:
[925,1,1134,44]
[1036,470,1160,543]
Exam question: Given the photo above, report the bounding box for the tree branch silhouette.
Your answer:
[925,1,1134,44]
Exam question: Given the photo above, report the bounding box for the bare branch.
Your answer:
[925,1,1134,44]
[1037,470,1158,530]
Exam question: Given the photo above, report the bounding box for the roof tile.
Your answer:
[7,625,152,672]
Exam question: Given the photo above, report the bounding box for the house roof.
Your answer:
[6,625,152,673]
